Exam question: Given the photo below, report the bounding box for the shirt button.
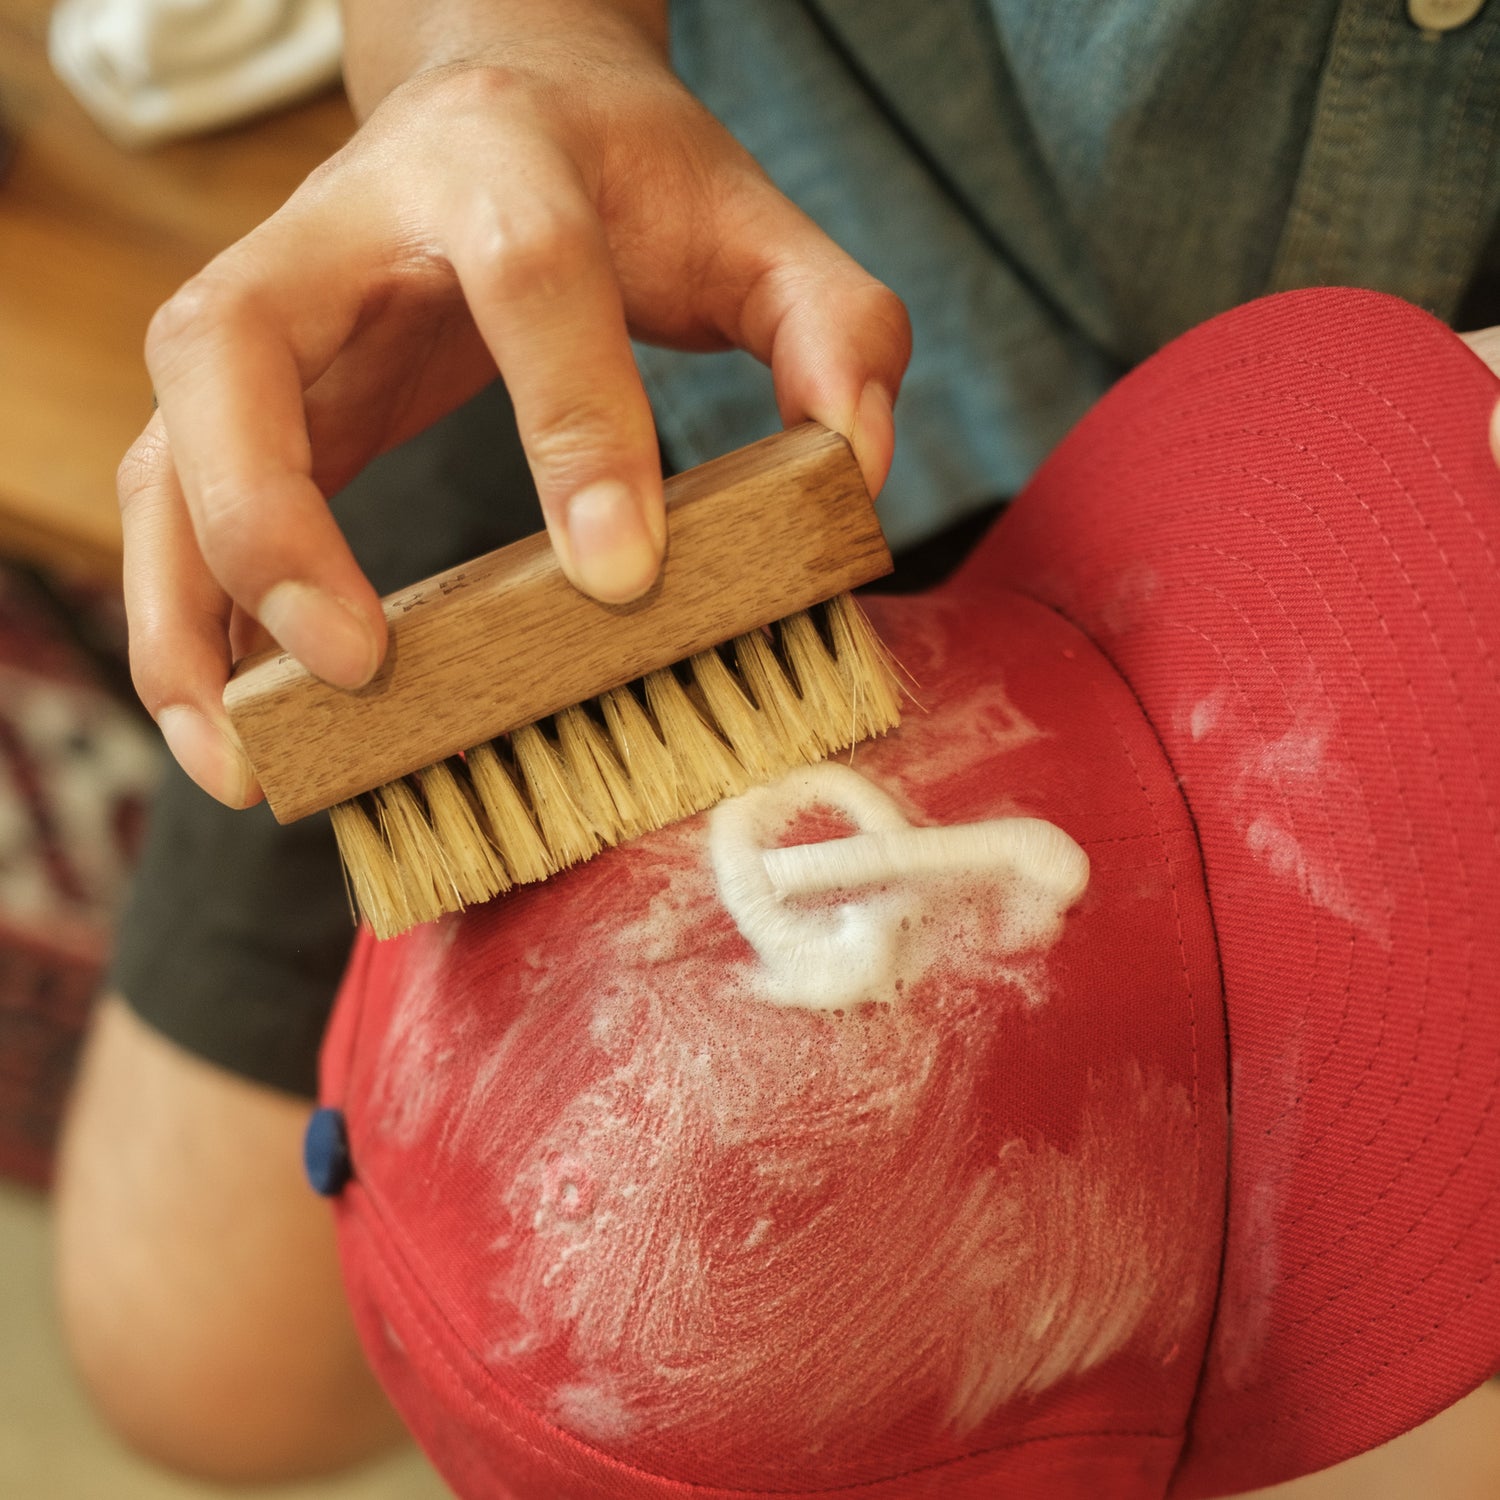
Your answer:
[304,1106,353,1196]
[1408,0,1486,32]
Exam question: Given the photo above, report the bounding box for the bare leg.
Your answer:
[51,994,408,1484]
[1234,1379,1500,1499]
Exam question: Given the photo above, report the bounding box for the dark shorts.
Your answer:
[113,387,1001,1098]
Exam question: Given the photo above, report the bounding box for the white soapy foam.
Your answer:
[708,763,1088,1011]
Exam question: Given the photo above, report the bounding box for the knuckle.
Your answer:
[143,267,253,369]
[191,472,323,605]
[523,399,640,495]
[127,653,171,719]
[872,284,914,353]
[471,198,599,304]
[126,602,225,718]
[115,429,169,519]
[144,278,214,360]
[124,614,179,716]
[191,482,269,580]
[848,277,913,365]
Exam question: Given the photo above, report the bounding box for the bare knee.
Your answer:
[52,995,406,1483]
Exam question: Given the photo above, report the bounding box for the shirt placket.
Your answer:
[1271,0,1500,319]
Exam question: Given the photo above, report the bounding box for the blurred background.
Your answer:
[0,0,444,1490]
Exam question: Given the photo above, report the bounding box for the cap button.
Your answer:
[304,1107,353,1196]
[1407,0,1485,33]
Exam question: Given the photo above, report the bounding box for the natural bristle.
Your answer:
[332,594,903,939]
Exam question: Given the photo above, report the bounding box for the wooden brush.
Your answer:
[223,423,902,939]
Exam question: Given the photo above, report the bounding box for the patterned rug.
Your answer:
[0,565,159,1186]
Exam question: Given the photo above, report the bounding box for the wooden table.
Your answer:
[0,0,353,580]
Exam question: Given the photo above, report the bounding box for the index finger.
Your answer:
[143,204,389,690]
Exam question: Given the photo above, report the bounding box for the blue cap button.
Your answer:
[304,1107,352,1197]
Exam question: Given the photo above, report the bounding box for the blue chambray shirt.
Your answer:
[634,0,1500,549]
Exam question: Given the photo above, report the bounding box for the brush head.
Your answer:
[332,594,902,938]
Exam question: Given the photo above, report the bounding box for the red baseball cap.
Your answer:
[312,288,1500,1499]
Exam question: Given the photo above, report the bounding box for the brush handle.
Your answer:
[223,423,893,823]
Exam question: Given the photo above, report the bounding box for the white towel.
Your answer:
[49,0,342,150]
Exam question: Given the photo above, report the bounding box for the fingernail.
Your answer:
[855,379,893,432]
[565,481,662,603]
[850,380,895,490]
[259,581,380,689]
[158,705,259,808]
[643,493,668,554]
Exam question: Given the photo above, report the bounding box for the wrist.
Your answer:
[339,0,670,121]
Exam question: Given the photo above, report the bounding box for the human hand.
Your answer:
[1459,323,1500,377]
[123,1,911,808]
[1459,324,1500,464]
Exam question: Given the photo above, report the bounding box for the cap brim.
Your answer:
[988,288,1500,1495]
